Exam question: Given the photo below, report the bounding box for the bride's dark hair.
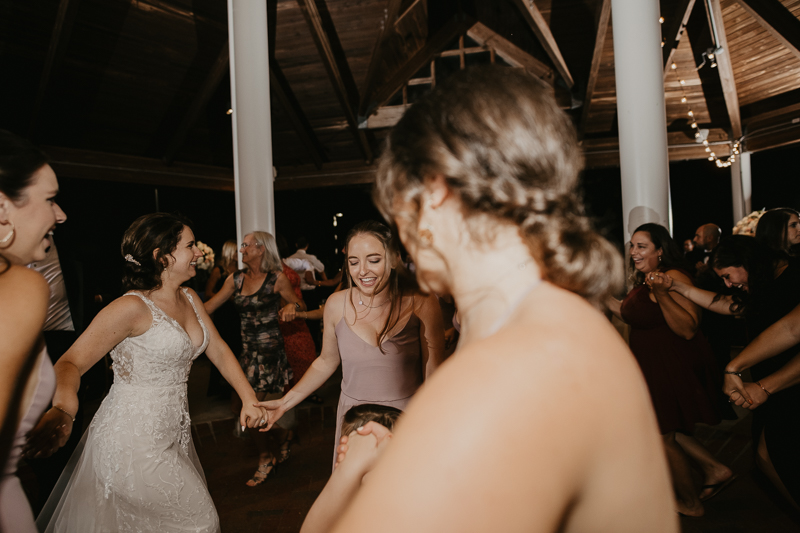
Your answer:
[121,212,194,292]
[373,65,622,306]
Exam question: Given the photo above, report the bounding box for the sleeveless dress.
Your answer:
[279,262,317,389]
[233,271,292,394]
[0,349,55,533]
[333,292,423,465]
[37,289,219,533]
[621,279,721,434]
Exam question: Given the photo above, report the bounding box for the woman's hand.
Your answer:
[254,397,287,431]
[646,271,673,294]
[240,403,268,430]
[279,304,297,322]
[334,422,393,479]
[23,407,73,459]
[728,381,768,409]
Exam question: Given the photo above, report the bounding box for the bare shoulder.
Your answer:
[0,265,49,330]
[99,293,153,335]
[665,268,692,285]
[324,289,347,322]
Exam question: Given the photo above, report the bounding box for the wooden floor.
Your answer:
[21,355,800,532]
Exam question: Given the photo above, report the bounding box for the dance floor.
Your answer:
[21,355,800,532]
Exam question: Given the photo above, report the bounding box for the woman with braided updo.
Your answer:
[299,65,676,533]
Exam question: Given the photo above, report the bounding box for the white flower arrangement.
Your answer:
[732,209,766,237]
[195,241,215,271]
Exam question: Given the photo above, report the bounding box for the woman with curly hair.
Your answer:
[299,65,676,533]
[31,213,266,532]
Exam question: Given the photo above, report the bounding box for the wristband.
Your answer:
[52,405,76,422]
[724,370,743,377]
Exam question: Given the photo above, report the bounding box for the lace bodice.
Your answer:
[111,289,209,387]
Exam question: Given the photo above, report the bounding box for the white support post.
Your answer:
[740,151,752,215]
[611,0,671,242]
[227,0,275,252]
[731,151,753,224]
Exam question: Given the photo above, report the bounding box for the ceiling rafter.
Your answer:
[578,0,611,140]
[466,22,554,83]
[28,0,80,138]
[358,0,405,116]
[163,42,230,165]
[508,0,574,88]
[733,0,800,62]
[708,0,742,138]
[296,0,373,163]
[370,13,476,110]
[662,0,696,75]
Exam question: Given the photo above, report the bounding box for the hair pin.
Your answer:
[125,254,141,266]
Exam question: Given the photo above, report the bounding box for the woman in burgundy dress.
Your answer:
[608,223,731,517]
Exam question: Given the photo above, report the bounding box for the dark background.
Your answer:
[54,143,799,298]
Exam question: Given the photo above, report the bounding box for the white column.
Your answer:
[740,151,752,214]
[227,0,275,249]
[611,0,671,242]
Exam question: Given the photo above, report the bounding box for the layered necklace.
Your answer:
[356,289,390,309]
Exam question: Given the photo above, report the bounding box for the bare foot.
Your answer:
[676,500,705,517]
[699,466,735,501]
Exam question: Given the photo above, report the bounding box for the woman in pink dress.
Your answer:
[0,130,67,533]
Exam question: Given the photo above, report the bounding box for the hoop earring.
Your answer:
[0,220,14,247]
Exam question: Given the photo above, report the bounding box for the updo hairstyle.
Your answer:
[340,403,402,438]
[755,208,799,257]
[373,65,622,306]
[628,223,686,286]
[121,212,193,292]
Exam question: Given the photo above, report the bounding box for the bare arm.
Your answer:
[274,272,306,322]
[186,289,264,428]
[651,270,700,340]
[662,274,738,315]
[0,268,49,465]
[25,295,151,457]
[606,297,623,322]
[204,273,235,314]
[257,292,343,429]
[415,293,445,377]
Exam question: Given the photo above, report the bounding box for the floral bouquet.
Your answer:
[195,241,215,271]
[732,210,766,236]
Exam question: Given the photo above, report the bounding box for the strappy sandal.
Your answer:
[278,430,295,464]
[245,457,277,487]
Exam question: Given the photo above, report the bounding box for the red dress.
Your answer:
[279,263,318,389]
[621,279,721,434]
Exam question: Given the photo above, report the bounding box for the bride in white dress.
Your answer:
[27,213,267,532]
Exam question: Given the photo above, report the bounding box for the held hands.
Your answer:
[334,421,393,476]
[253,397,287,431]
[279,304,297,322]
[724,373,767,410]
[240,403,269,431]
[23,407,74,459]
[645,271,673,294]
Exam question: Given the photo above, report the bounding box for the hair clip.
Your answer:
[125,254,141,266]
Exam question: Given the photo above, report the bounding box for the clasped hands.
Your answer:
[334,422,393,480]
[724,373,768,410]
[644,271,673,293]
[23,407,74,459]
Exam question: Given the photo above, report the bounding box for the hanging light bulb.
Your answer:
[659,16,665,23]
[688,110,694,117]
[679,79,686,85]
[671,63,677,70]
[681,97,687,103]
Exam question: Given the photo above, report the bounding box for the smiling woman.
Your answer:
[33,212,266,533]
[256,220,445,466]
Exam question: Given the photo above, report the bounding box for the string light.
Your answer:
[668,47,738,168]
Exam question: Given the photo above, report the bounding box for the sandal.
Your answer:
[246,457,277,487]
[278,430,295,464]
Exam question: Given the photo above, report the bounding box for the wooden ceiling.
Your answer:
[1,0,799,190]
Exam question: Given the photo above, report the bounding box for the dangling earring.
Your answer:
[658,255,662,263]
[418,224,434,247]
[0,220,14,247]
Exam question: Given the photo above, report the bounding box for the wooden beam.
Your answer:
[274,162,377,190]
[662,0,696,74]
[270,61,327,168]
[28,0,79,138]
[582,129,733,168]
[734,0,800,62]
[163,42,230,164]
[43,146,235,191]
[371,14,475,109]
[296,0,372,162]
[744,122,800,152]
[466,22,555,83]
[708,0,742,138]
[578,0,611,140]
[358,0,405,116]
[509,0,574,88]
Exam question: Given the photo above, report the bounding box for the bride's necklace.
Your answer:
[356,290,390,309]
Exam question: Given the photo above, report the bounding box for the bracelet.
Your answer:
[756,380,772,397]
[52,405,76,422]
[724,370,743,377]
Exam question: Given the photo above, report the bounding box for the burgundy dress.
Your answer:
[621,281,720,434]
[279,263,317,389]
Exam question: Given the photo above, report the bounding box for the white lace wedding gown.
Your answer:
[37,289,220,532]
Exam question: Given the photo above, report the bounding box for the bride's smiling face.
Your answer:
[163,226,204,282]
